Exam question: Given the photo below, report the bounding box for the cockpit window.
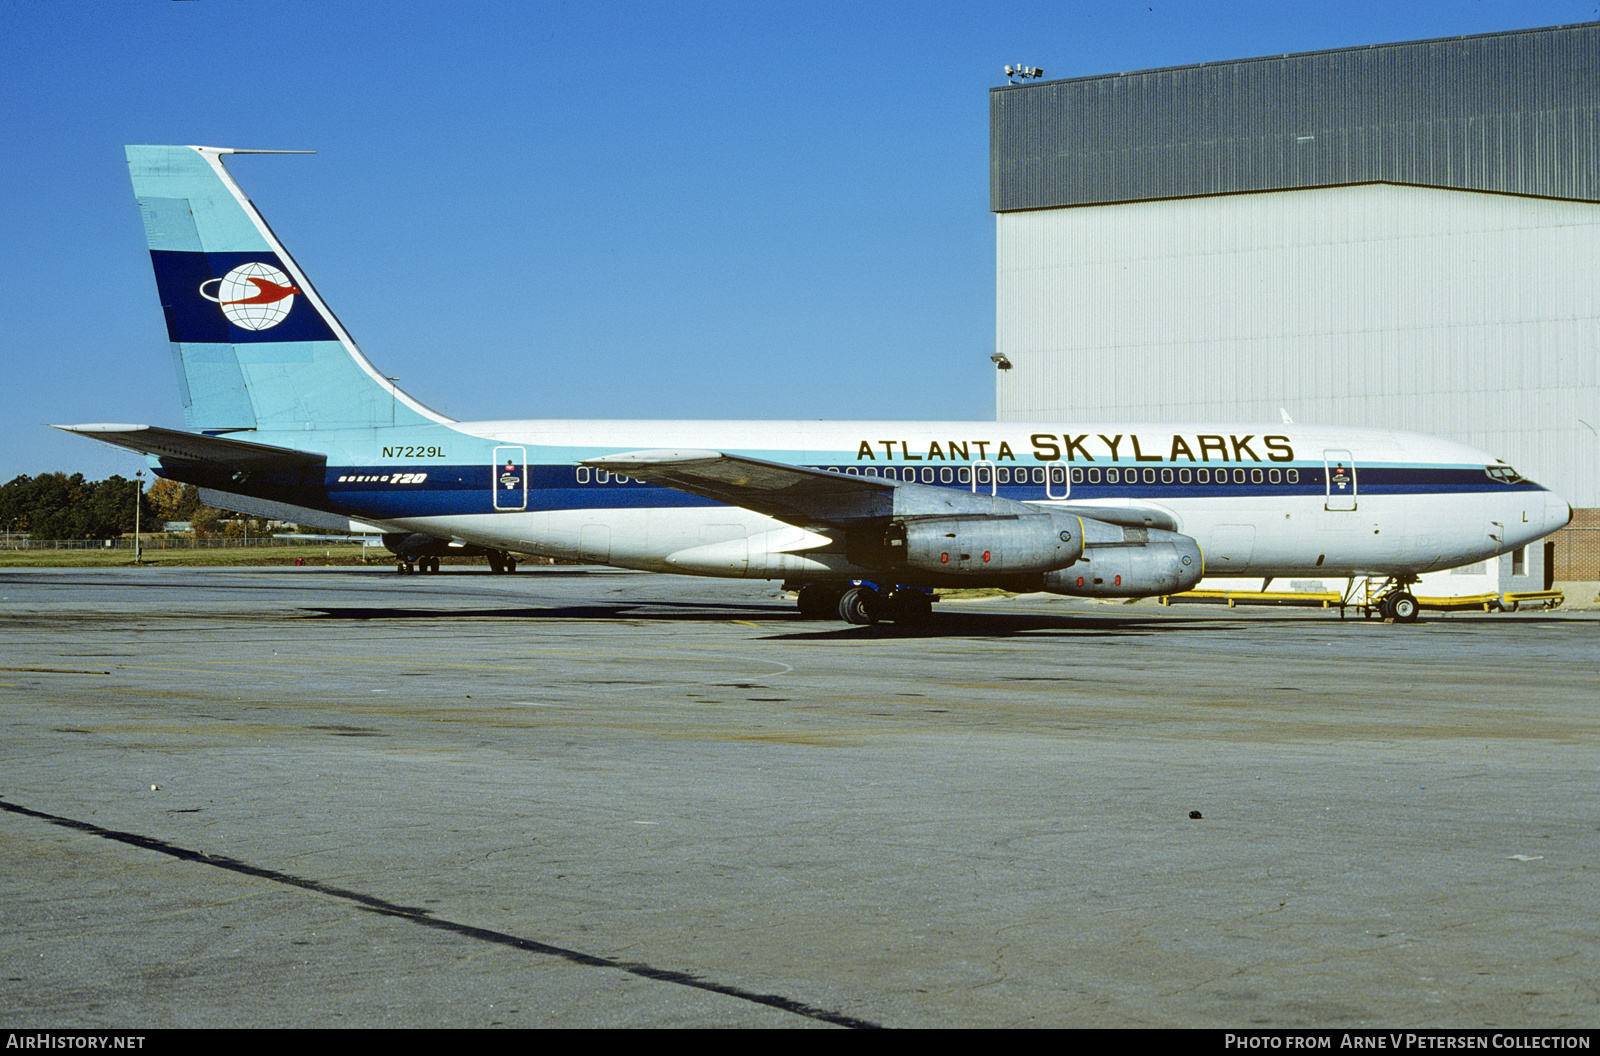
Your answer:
[1486,464,1525,485]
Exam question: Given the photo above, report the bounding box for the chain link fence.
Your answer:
[1,536,376,551]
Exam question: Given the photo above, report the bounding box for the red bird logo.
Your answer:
[219,276,301,305]
[198,262,304,331]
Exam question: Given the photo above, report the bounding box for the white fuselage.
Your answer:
[322,418,1569,583]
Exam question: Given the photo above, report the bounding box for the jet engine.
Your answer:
[848,512,1086,576]
[1042,525,1203,597]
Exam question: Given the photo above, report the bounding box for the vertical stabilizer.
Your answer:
[126,145,449,432]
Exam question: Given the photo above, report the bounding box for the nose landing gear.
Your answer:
[1379,590,1419,622]
[1355,577,1421,622]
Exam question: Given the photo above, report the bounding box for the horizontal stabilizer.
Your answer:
[51,424,325,470]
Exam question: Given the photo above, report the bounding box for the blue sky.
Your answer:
[4,0,1591,482]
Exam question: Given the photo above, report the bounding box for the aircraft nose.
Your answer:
[1547,491,1574,533]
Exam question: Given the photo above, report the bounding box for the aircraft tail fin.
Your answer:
[125,145,449,433]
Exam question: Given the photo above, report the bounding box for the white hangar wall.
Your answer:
[994,182,1600,507]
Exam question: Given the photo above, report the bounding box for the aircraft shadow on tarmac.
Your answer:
[301,602,774,622]
[299,601,1189,638]
[761,613,1179,639]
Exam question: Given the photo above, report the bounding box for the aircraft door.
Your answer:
[493,446,527,511]
[971,460,997,496]
[1324,449,1357,511]
[1045,460,1070,500]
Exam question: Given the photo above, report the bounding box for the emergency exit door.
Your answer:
[493,446,527,511]
[1324,449,1357,511]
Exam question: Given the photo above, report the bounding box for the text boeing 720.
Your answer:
[59,146,1572,624]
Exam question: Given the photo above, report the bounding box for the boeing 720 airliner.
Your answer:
[58,146,1572,624]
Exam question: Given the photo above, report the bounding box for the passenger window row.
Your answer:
[572,468,637,484]
[571,465,1302,486]
[820,465,1301,486]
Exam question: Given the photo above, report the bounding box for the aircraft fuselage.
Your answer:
[184,417,1567,584]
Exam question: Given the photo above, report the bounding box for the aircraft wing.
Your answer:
[590,449,1187,533]
[585,449,896,528]
[51,424,326,470]
[585,449,1050,530]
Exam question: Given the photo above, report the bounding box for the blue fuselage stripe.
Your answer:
[304,463,1543,520]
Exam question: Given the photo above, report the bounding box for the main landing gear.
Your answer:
[395,551,519,575]
[793,582,935,625]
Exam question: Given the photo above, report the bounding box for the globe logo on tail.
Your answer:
[199,262,301,330]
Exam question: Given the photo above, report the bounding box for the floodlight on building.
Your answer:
[990,352,1013,370]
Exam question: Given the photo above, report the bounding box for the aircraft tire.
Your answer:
[1389,591,1419,622]
[488,553,505,574]
[838,586,878,625]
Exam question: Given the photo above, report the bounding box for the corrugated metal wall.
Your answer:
[990,23,1600,510]
[994,184,1600,507]
[992,23,1600,210]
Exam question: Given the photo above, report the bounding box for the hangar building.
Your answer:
[989,23,1599,587]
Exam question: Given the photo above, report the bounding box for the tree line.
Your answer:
[0,473,264,540]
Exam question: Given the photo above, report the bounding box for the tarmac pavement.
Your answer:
[1,567,1596,1029]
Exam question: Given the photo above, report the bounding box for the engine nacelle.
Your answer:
[1042,528,1204,597]
[849,513,1086,576]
